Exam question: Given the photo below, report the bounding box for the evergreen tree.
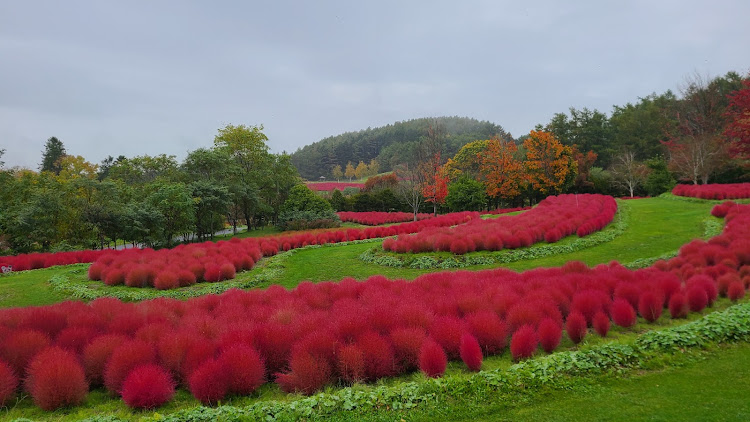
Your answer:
[41,137,67,175]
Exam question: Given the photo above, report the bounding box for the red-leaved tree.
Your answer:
[421,153,448,215]
[724,79,750,162]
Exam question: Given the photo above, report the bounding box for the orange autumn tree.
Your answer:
[479,138,525,202]
[523,130,575,194]
[421,153,449,215]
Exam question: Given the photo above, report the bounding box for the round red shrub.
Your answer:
[418,339,447,378]
[154,272,179,290]
[390,327,426,372]
[428,316,464,360]
[537,318,562,353]
[217,344,265,396]
[121,364,175,409]
[668,292,689,319]
[465,310,508,355]
[83,334,128,386]
[510,325,538,361]
[592,311,610,337]
[275,350,332,395]
[450,239,469,255]
[0,359,18,408]
[459,333,483,372]
[0,329,51,376]
[103,339,156,394]
[176,270,197,287]
[125,266,151,287]
[638,291,663,323]
[188,359,228,405]
[687,285,709,312]
[358,332,396,381]
[55,326,99,356]
[203,265,222,283]
[219,263,236,280]
[728,281,746,302]
[337,343,366,384]
[565,311,587,344]
[88,262,105,281]
[25,347,88,411]
[611,298,637,328]
[103,269,126,286]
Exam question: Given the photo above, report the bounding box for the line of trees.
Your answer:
[0,125,300,254]
[539,71,750,191]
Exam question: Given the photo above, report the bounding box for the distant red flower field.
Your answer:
[306,182,365,191]
[672,183,750,200]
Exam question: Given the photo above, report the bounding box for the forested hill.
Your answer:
[291,116,510,180]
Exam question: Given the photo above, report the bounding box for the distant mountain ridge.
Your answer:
[291,116,511,180]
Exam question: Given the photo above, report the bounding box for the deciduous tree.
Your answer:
[345,162,355,181]
[724,79,750,162]
[523,131,574,195]
[421,154,448,215]
[331,164,343,182]
[610,149,648,197]
[480,138,525,201]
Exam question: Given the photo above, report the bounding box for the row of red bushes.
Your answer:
[337,211,433,225]
[383,194,618,255]
[0,250,109,273]
[673,183,750,200]
[85,211,480,289]
[305,182,365,192]
[2,202,749,411]
[480,206,532,215]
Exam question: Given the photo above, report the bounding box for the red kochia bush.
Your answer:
[510,325,538,361]
[0,329,51,375]
[565,311,588,344]
[687,284,709,312]
[154,272,179,290]
[217,345,265,396]
[83,334,128,386]
[418,339,447,378]
[390,327,426,372]
[276,350,333,395]
[638,291,663,323]
[611,298,637,328]
[188,359,227,405]
[121,364,175,409]
[465,310,507,355]
[337,343,366,384]
[537,318,562,353]
[668,293,689,319]
[103,340,156,394]
[0,359,18,408]
[25,347,88,411]
[592,311,611,337]
[459,333,483,372]
[728,282,746,302]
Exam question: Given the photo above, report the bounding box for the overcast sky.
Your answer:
[1,0,748,169]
